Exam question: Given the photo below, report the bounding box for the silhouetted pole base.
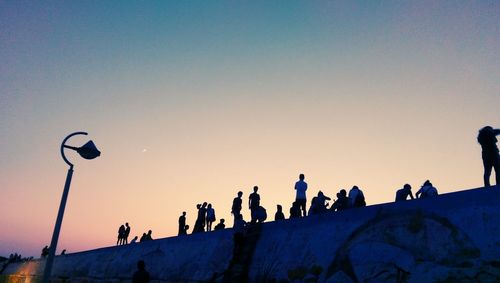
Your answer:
[42,167,73,283]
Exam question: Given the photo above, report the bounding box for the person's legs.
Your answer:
[298,199,307,216]
[483,154,493,187]
[493,154,500,187]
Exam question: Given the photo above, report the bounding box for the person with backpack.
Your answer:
[348,186,366,208]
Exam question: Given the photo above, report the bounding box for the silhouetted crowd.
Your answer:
[110,125,499,246]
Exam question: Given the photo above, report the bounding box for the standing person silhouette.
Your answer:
[478,126,500,187]
[249,186,260,224]
[206,204,216,231]
[124,223,131,244]
[231,191,243,226]
[294,174,308,217]
[117,225,125,245]
[178,212,186,236]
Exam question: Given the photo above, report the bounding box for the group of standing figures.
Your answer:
[179,202,225,235]
[117,223,130,245]
[120,126,500,244]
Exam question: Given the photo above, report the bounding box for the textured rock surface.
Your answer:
[2,187,499,283]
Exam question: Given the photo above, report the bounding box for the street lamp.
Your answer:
[42,132,100,283]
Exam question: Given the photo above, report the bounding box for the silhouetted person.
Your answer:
[132,260,150,283]
[290,201,301,218]
[331,189,349,211]
[416,180,438,199]
[232,214,247,257]
[41,246,49,258]
[311,191,331,214]
[249,186,261,224]
[61,249,66,255]
[124,223,131,244]
[178,212,187,236]
[130,236,138,244]
[275,205,285,221]
[294,174,308,217]
[117,224,125,245]
[193,202,207,233]
[206,203,216,231]
[252,206,267,223]
[232,191,243,226]
[192,204,202,233]
[214,219,225,230]
[395,184,414,202]
[184,225,190,234]
[145,230,153,241]
[478,126,500,187]
[348,186,366,208]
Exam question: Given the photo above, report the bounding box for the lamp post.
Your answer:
[42,132,100,283]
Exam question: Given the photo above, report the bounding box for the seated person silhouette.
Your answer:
[275,204,285,221]
[214,219,226,231]
[395,184,414,202]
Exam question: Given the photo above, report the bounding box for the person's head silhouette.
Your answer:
[237,191,243,197]
[299,174,305,180]
[253,186,258,192]
[220,218,225,224]
[182,211,186,216]
[277,204,282,211]
[202,202,207,208]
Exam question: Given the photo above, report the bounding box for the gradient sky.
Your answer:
[1,1,499,257]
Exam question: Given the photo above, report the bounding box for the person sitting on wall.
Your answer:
[130,236,139,243]
[478,126,500,187]
[416,180,438,199]
[275,204,285,221]
[316,191,331,213]
[331,189,349,211]
[214,219,225,230]
[348,186,366,208]
[132,260,150,283]
[139,233,147,242]
[41,246,49,258]
[395,184,414,202]
[290,201,301,218]
[251,205,267,223]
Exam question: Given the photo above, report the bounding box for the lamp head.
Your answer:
[76,140,101,159]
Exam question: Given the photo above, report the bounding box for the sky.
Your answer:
[0,1,499,258]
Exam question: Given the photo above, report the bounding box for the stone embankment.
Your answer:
[2,187,500,282]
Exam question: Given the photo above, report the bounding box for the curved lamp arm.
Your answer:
[60,131,88,168]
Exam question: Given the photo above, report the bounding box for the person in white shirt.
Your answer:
[294,174,308,216]
[348,186,366,207]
